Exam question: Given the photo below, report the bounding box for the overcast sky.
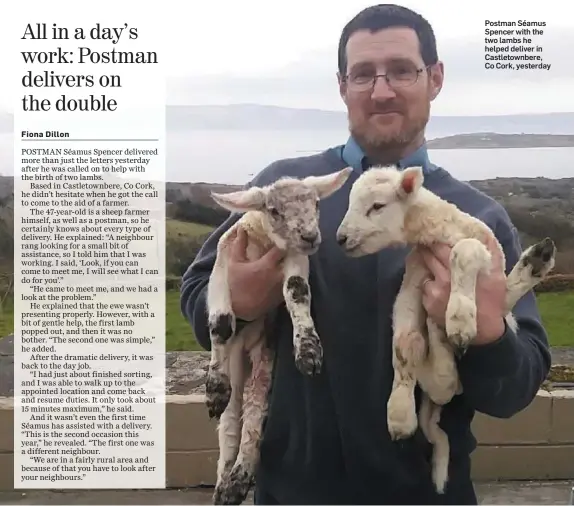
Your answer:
[2,0,574,116]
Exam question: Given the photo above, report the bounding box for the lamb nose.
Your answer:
[337,234,348,246]
[301,233,318,244]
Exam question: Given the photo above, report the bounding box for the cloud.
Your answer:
[167,27,574,115]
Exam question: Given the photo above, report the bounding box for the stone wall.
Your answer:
[1,342,573,490]
[1,389,573,490]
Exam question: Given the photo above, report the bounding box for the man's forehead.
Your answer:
[345,26,421,66]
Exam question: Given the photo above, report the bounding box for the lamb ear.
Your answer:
[210,186,266,213]
[398,166,424,198]
[303,167,353,200]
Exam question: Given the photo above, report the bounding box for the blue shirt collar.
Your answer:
[341,136,435,174]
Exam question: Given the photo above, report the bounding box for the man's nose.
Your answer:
[371,76,397,100]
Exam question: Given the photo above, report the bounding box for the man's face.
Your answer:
[338,26,443,154]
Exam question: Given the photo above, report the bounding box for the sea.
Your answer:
[1,128,573,184]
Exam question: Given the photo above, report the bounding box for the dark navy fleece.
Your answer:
[180,139,551,505]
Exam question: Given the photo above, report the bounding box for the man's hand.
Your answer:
[228,227,286,322]
[419,236,508,346]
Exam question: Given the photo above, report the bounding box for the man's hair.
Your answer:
[337,3,438,75]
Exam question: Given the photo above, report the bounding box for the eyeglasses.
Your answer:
[344,64,429,91]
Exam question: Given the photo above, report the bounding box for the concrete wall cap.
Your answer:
[1,390,572,411]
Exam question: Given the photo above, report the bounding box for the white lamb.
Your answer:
[204,167,353,505]
[335,164,556,494]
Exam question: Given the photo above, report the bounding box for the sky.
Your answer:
[2,0,574,115]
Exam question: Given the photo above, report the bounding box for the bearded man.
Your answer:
[180,4,551,504]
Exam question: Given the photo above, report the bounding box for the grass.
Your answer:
[166,289,202,351]
[166,218,214,239]
[0,295,13,339]
[535,291,574,346]
[1,289,574,352]
[162,290,574,351]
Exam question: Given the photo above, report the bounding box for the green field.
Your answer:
[166,218,214,239]
[166,288,202,351]
[1,290,573,351]
[0,296,13,340]
[536,291,574,347]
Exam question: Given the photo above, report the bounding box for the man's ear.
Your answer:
[303,167,353,200]
[397,166,424,199]
[337,71,349,106]
[210,186,266,213]
[428,62,444,102]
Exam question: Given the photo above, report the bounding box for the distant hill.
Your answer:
[2,105,574,134]
[469,176,574,272]
[0,177,13,271]
[166,174,574,272]
[2,170,574,273]
[428,133,574,149]
[166,180,241,208]
[166,180,242,227]
[0,176,12,200]
[165,106,574,134]
[469,176,574,222]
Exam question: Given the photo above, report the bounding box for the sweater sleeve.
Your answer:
[456,208,552,418]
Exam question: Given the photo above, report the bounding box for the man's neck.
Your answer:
[340,134,436,175]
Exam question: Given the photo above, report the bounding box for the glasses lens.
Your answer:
[387,64,419,87]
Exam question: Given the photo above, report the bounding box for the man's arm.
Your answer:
[457,208,552,418]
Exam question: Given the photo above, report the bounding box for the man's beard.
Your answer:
[349,112,428,164]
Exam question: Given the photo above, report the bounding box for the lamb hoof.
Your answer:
[388,416,417,440]
[453,341,469,358]
[387,393,418,440]
[209,312,236,345]
[522,237,556,277]
[445,296,477,351]
[212,465,253,505]
[294,330,323,375]
[432,462,449,495]
[433,475,447,495]
[446,324,474,354]
[205,370,231,419]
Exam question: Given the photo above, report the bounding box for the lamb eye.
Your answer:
[369,202,386,214]
[269,207,280,218]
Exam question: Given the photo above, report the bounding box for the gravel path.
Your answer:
[0,481,572,504]
[551,346,574,367]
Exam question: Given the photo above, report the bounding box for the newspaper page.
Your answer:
[0,0,572,504]
[10,2,166,490]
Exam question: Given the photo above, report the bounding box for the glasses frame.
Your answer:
[344,64,431,91]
